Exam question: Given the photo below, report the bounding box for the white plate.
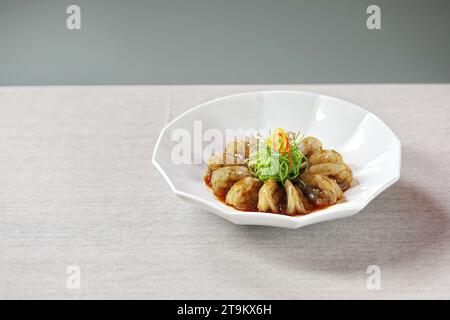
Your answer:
[152,91,401,229]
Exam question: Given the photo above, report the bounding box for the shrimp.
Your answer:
[309,150,343,165]
[298,136,323,157]
[284,180,311,215]
[226,177,263,211]
[211,166,249,196]
[207,152,246,173]
[307,162,352,191]
[299,173,343,207]
[258,179,283,213]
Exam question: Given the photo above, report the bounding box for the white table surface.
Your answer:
[1,84,449,299]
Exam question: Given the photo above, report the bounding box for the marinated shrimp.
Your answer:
[205,130,353,215]
[307,162,352,192]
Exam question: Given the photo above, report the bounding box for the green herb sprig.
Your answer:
[246,130,306,183]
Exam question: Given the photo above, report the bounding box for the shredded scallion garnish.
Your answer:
[246,129,306,183]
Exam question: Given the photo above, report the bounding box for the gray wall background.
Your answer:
[0,0,449,85]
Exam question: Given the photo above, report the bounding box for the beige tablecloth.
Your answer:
[1,85,449,299]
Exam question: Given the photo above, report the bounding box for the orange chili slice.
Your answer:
[267,128,293,168]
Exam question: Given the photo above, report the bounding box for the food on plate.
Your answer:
[299,173,343,207]
[284,179,311,215]
[225,177,263,211]
[211,166,249,197]
[257,179,283,213]
[207,152,246,172]
[204,128,353,215]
